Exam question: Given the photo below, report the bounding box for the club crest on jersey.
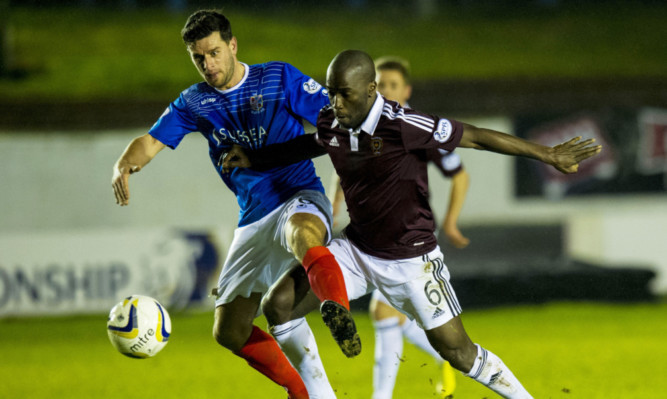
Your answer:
[250,94,264,113]
[371,137,383,155]
[303,78,322,94]
[434,119,453,143]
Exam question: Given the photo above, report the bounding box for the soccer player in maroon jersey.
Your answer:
[329,55,464,398]
[223,49,601,399]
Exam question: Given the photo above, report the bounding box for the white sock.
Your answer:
[372,317,404,399]
[401,318,443,363]
[465,344,533,399]
[270,318,336,399]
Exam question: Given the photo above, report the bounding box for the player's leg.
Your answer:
[263,264,321,325]
[396,311,456,398]
[213,293,309,399]
[425,316,532,399]
[406,249,531,399]
[263,266,336,399]
[264,234,370,371]
[211,211,314,399]
[286,211,349,309]
[369,291,406,399]
[281,191,359,357]
[371,290,455,398]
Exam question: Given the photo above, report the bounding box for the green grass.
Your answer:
[1,301,666,398]
[2,3,666,101]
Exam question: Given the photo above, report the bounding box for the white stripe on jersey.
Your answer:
[382,104,434,133]
[389,107,434,126]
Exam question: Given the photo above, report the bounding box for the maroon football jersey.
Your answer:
[316,96,463,259]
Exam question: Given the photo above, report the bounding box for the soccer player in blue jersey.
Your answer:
[111,10,357,399]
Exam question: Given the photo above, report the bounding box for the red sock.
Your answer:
[236,326,309,399]
[302,246,350,310]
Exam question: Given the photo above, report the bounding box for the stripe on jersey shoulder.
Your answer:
[382,104,434,133]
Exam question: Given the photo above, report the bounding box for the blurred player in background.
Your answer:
[330,56,467,398]
[224,49,602,399]
[111,10,358,399]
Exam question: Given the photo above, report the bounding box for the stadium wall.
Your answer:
[0,119,665,308]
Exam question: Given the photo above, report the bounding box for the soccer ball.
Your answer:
[107,294,171,359]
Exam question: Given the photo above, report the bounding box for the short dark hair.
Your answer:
[181,10,233,45]
[375,56,411,84]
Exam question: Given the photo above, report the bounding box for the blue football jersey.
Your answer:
[149,61,330,226]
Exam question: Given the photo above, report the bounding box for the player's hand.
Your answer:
[220,144,252,173]
[444,225,470,249]
[549,136,602,174]
[112,163,137,206]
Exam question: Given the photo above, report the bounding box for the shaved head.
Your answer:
[326,50,378,129]
[328,50,376,85]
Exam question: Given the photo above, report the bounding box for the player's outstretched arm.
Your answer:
[222,134,327,172]
[458,123,602,174]
[112,134,165,206]
[443,169,470,248]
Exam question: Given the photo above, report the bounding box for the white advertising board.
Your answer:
[0,229,209,317]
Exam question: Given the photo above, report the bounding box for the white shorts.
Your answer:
[329,236,462,330]
[370,289,391,306]
[215,190,333,308]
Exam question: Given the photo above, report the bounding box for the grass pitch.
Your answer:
[0,301,665,398]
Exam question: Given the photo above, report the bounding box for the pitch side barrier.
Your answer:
[350,223,655,312]
[438,224,655,309]
[0,229,221,318]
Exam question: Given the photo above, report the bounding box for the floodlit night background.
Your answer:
[0,1,666,398]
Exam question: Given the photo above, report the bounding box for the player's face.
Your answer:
[377,69,411,106]
[188,32,238,90]
[326,68,376,129]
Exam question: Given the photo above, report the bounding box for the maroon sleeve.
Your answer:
[247,133,325,171]
[402,109,464,152]
[314,108,332,147]
[427,149,464,177]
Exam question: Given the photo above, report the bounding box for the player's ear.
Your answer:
[229,36,238,55]
[368,81,377,97]
[405,84,412,101]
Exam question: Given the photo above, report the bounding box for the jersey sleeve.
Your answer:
[148,94,198,149]
[402,109,464,152]
[429,149,464,177]
[282,63,330,127]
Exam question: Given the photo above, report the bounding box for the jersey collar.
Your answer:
[332,93,384,136]
[213,62,249,94]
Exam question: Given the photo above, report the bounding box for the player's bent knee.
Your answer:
[426,322,477,371]
[212,318,251,352]
[437,343,477,372]
[261,289,293,326]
